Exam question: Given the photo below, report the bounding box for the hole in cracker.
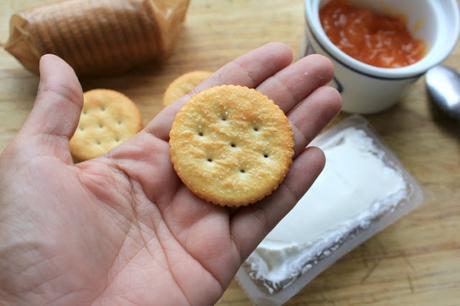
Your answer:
[253,127,259,132]
[96,140,101,145]
[221,115,227,121]
[98,123,104,129]
[83,110,88,115]
[101,106,106,111]
[240,169,246,173]
[198,132,204,136]
[230,143,236,148]
[207,158,213,162]
[115,137,120,142]
[79,127,85,131]
[263,153,269,158]
[117,120,123,125]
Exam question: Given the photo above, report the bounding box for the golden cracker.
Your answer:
[163,71,212,106]
[169,85,294,206]
[70,89,142,161]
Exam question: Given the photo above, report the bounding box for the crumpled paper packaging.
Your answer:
[4,0,190,77]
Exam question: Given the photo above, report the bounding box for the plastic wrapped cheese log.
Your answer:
[4,0,190,77]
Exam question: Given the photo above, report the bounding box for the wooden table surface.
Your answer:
[1,0,459,305]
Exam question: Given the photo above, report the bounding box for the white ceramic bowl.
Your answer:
[303,0,460,114]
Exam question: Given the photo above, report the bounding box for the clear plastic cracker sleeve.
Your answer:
[5,0,190,77]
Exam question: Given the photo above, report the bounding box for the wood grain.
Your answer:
[1,1,460,305]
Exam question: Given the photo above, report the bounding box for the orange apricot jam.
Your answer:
[319,0,425,68]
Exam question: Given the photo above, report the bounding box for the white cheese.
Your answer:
[248,127,407,290]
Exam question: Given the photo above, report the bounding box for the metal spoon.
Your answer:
[426,65,460,120]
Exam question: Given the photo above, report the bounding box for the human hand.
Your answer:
[0,43,341,306]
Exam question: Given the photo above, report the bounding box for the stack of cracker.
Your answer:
[5,0,190,77]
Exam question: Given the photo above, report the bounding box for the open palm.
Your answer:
[0,43,341,306]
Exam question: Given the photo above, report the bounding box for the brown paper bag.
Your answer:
[4,0,190,77]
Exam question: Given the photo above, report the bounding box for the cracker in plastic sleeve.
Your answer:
[4,0,190,77]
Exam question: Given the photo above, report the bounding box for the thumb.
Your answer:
[22,54,83,138]
[19,54,83,160]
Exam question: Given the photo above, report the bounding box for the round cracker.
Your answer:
[70,89,142,161]
[169,85,294,206]
[163,71,212,106]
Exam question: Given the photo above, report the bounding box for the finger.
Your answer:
[289,86,342,155]
[145,42,293,140]
[21,54,83,139]
[230,147,325,259]
[257,54,334,113]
